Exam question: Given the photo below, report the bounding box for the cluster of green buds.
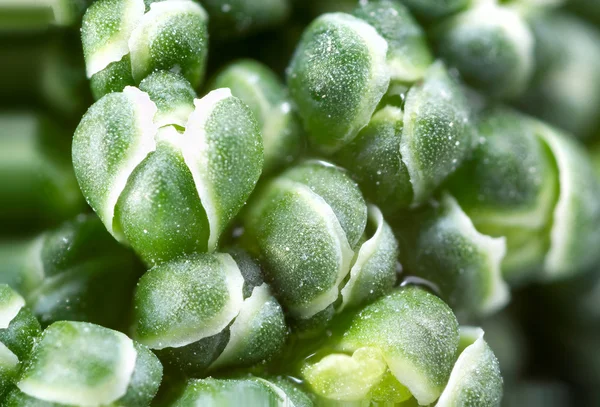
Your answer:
[393,105,600,315]
[243,160,399,330]
[284,1,504,318]
[72,75,263,266]
[287,0,441,154]
[392,0,600,143]
[81,0,295,100]
[449,108,600,282]
[375,0,542,100]
[133,249,288,376]
[287,1,475,203]
[300,286,502,406]
[8,0,600,405]
[81,0,209,99]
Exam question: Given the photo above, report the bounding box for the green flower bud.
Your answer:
[133,252,287,375]
[436,327,502,407]
[287,12,390,153]
[82,0,208,99]
[0,214,141,329]
[449,108,556,282]
[353,0,433,83]
[209,59,304,174]
[397,61,475,204]
[0,285,41,399]
[0,113,84,233]
[6,321,162,407]
[244,161,398,325]
[432,3,534,99]
[395,193,509,317]
[517,11,600,139]
[73,87,263,266]
[450,108,600,281]
[301,286,460,406]
[165,376,312,406]
[335,62,476,212]
[200,0,291,40]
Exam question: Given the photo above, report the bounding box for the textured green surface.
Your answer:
[185,93,263,250]
[81,0,145,77]
[134,251,287,376]
[339,205,398,311]
[244,161,400,326]
[115,136,211,266]
[396,194,509,317]
[89,54,135,100]
[334,105,414,214]
[282,161,367,249]
[128,0,208,87]
[436,328,503,407]
[244,162,364,319]
[74,87,263,264]
[210,284,287,371]
[83,0,208,98]
[138,71,196,128]
[134,253,244,349]
[209,59,303,174]
[73,87,158,242]
[335,61,475,213]
[167,376,312,407]
[353,0,432,83]
[449,108,557,282]
[25,214,139,329]
[245,178,352,318]
[303,286,459,406]
[287,12,390,153]
[433,3,534,99]
[15,321,161,407]
[401,62,475,204]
